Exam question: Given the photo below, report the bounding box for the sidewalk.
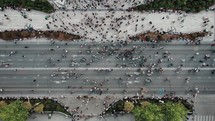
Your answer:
[26,113,135,121]
[27,113,71,121]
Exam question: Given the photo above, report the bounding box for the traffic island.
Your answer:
[0,97,72,121]
[0,30,81,41]
[101,96,194,121]
[129,31,208,42]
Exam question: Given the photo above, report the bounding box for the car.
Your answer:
[211,43,215,46]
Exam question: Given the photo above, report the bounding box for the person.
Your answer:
[164,77,169,81]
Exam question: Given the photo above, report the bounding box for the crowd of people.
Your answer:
[0,0,214,43]
[0,0,215,121]
[21,40,212,120]
[66,0,147,10]
[45,9,214,43]
[2,39,214,120]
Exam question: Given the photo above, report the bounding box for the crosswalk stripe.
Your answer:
[194,115,214,121]
[195,115,197,121]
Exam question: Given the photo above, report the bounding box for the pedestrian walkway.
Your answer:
[27,113,71,121]
[194,115,214,121]
[27,113,135,121]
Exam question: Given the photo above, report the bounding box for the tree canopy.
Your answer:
[0,101,7,109]
[162,102,189,121]
[132,101,188,121]
[0,0,54,13]
[123,101,134,112]
[133,102,164,121]
[129,0,215,13]
[34,103,44,113]
[22,101,32,110]
[0,100,29,121]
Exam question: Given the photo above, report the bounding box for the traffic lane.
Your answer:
[0,46,213,52]
[0,68,213,75]
[1,48,214,66]
[2,86,215,95]
[0,67,213,75]
[0,44,213,63]
[3,59,214,68]
[0,70,213,88]
[1,68,213,75]
[0,74,213,85]
[1,48,213,55]
[0,42,213,53]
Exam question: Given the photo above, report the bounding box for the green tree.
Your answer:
[0,101,7,109]
[133,102,164,121]
[132,107,145,121]
[123,101,134,112]
[22,101,32,110]
[141,101,150,108]
[0,0,54,13]
[143,103,164,121]
[0,100,29,121]
[130,0,215,13]
[162,102,188,121]
[34,103,44,113]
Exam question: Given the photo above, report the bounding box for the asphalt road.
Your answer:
[0,40,215,96]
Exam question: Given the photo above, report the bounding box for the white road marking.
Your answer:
[0,55,7,57]
[0,67,214,70]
